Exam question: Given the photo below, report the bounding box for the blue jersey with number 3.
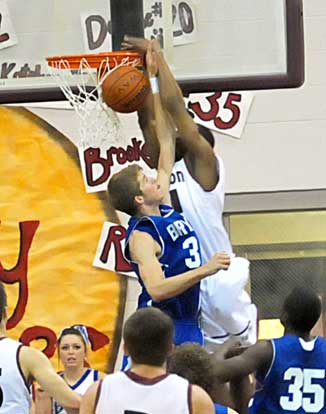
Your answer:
[125,204,202,321]
[249,335,326,414]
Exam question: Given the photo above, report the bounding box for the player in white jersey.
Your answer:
[122,35,257,350]
[0,281,80,414]
[35,325,105,414]
[80,307,214,414]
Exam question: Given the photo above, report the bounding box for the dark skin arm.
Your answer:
[212,340,273,383]
[122,36,219,191]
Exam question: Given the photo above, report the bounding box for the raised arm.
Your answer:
[129,230,230,301]
[146,41,175,204]
[20,346,80,414]
[123,36,218,191]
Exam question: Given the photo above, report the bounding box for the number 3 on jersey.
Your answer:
[183,236,201,269]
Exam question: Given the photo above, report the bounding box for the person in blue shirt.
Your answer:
[213,286,326,414]
[107,42,230,346]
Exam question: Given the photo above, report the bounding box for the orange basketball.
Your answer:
[102,66,150,113]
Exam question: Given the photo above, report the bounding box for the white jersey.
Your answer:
[96,371,191,414]
[53,368,99,414]
[0,337,31,414]
[170,156,232,263]
[170,156,257,348]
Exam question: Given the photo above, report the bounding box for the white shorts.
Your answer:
[200,257,258,352]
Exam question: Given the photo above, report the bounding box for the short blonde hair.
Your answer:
[107,164,142,216]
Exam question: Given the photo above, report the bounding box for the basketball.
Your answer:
[101,66,150,113]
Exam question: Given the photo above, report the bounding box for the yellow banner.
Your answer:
[0,107,125,372]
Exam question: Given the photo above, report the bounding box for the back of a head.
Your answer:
[0,281,7,324]
[168,342,215,397]
[123,308,174,366]
[282,286,321,333]
[107,164,142,216]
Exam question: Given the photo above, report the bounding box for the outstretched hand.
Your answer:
[122,35,161,55]
[204,252,231,276]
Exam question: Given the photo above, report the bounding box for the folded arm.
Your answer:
[129,230,230,301]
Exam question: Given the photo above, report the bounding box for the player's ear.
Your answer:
[167,343,175,357]
[123,342,129,356]
[134,194,144,206]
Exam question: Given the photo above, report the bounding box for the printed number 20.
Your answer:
[280,367,324,412]
[183,236,201,269]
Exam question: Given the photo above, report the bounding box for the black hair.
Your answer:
[282,286,321,333]
[57,327,87,350]
[123,308,174,366]
[168,342,215,397]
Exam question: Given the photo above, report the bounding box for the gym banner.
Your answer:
[0,106,126,372]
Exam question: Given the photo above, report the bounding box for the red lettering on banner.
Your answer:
[20,326,57,358]
[100,225,132,272]
[0,221,40,329]
[188,92,242,130]
[20,325,110,358]
[87,326,110,351]
[84,138,151,187]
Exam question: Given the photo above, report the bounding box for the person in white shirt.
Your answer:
[35,325,105,414]
[0,281,80,414]
[80,307,214,414]
[122,35,257,350]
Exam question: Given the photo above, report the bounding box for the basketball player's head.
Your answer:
[123,308,174,366]
[108,164,163,216]
[168,343,215,398]
[57,325,89,368]
[175,123,215,162]
[281,287,321,333]
[0,281,7,327]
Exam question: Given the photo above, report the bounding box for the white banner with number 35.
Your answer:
[185,91,254,139]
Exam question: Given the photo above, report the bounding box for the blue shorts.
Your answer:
[174,319,203,346]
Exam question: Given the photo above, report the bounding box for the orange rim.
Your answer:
[46,51,143,69]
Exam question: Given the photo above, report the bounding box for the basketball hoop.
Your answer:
[46,51,143,149]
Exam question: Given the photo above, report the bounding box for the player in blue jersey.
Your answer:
[107,42,230,345]
[213,286,325,414]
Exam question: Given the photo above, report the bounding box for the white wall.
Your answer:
[29,1,326,194]
[218,0,326,193]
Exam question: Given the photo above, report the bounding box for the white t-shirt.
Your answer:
[170,156,257,347]
[53,368,99,414]
[96,371,191,414]
[170,156,232,263]
[0,337,31,414]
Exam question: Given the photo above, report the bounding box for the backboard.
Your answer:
[0,0,304,103]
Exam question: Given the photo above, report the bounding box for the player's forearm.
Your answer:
[156,50,184,107]
[229,376,253,414]
[142,263,211,302]
[152,91,175,179]
[137,96,159,168]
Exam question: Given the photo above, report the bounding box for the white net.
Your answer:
[47,55,141,149]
